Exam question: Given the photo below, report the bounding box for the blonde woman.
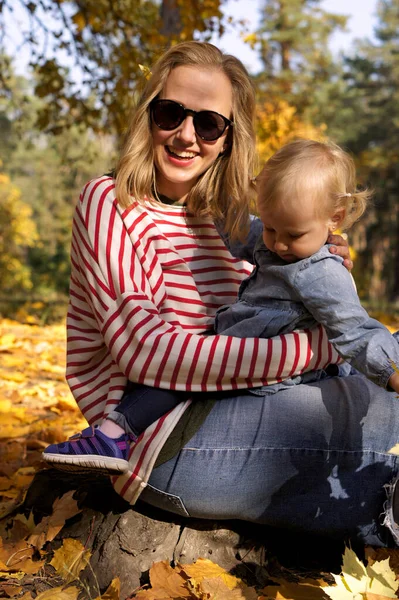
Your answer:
[43,42,399,547]
[215,139,399,394]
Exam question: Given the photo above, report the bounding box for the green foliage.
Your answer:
[254,0,348,110]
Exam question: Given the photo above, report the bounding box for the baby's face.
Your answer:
[258,197,333,263]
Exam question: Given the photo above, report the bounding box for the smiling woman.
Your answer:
[42,41,399,550]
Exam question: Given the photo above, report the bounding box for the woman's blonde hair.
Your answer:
[256,139,371,231]
[115,41,257,241]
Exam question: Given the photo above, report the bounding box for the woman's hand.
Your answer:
[328,234,353,272]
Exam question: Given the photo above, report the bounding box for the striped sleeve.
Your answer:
[67,178,341,417]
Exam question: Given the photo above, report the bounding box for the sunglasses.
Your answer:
[150,99,233,142]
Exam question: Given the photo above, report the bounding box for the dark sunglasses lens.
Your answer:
[153,101,184,130]
[196,112,226,140]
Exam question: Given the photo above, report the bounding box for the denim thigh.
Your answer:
[141,373,399,546]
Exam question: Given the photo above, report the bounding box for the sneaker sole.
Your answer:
[42,452,129,475]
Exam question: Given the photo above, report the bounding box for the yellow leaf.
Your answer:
[149,560,190,598]
[50,538,91,583]
[0,536,45,574]
[35,586,80,600]
[138,64,152,80]
[0,570,25,579]
[0,398,13,412]
[94,577,121,600]
[324,547,399,600]
[71,11,86,32]
[259,579,326,599]
[189,576,251,599]
[28,491,82,549]
[0,333,16,348]
[181,557,240,589]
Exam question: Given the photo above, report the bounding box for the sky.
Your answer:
[216,0,378,73]
[5,0,378,77]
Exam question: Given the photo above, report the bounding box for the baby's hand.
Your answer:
[388,371,399,395]
[328,234,353,272]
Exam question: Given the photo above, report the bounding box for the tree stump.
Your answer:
[23,469,344,599]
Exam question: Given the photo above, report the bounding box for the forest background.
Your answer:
[0,0,399,324]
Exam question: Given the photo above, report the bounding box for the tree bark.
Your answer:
[24,469,344,599]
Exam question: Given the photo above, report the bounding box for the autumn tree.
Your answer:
[0,54,113,298]
[250,0,347,163]
[0,173,38,293]
[0,0,227,136]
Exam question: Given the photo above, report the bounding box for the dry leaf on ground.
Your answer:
[323,547,398,599]
[28,491,82,549]
[50,538,91,583]
[35,586,80,600]
[95,577,121,600]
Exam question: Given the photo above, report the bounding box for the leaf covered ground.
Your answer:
[1,317,399,600]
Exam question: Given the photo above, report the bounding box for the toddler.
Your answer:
[216,139,399,393]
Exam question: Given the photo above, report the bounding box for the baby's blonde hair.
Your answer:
[256,139,371,231]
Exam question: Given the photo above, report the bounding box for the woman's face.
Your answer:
[152,65,233,202]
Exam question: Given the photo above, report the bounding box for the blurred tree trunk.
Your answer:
[160,0,182,35]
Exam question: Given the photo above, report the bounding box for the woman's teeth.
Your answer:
[166,147,196,159]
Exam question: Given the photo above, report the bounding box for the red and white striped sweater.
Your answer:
[66,176,340,503]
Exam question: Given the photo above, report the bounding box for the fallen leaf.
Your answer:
[35,586,80,600]
[0,583,23,598]
[259,579,327,599]
[134,560,190,598]
[324,547,398,599]
[28,491,82,549]
[181,557,241,590]
[95,577,120,600]
[0,537,45,574]
[50,538,91,583]
[195,576,258,599]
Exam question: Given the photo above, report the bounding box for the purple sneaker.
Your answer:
[42,426,136,474]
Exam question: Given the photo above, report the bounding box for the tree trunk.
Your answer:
[24,469,344,599]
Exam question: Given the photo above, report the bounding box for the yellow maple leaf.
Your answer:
[134,560,190,598]
[0,537,45,574]
[324,547,398,599]
[50,538,91,583]
[181,557,241,589]
[28,491,82,550]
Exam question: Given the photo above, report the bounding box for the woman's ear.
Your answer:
[328,207,346,233]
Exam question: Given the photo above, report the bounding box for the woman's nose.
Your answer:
[176,116,196,143]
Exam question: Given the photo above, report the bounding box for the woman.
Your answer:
[43,41,399,546]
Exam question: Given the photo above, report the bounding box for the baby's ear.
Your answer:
[328,207,346,233]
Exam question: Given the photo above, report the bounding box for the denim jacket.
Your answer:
[215,235,398,390]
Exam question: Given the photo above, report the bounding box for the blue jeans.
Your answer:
[139,372,399,546]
